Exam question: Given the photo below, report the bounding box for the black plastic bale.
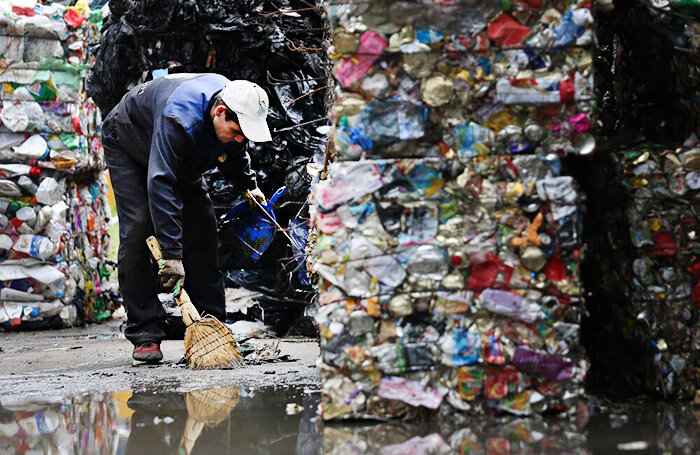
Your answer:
[87,0,329,335]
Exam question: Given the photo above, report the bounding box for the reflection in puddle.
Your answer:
[0,385,321,454]
[180,387,241,454]
[324,402,700,454]
[325,417,587,455]
[1,389,699,454]
[0,393,121,454]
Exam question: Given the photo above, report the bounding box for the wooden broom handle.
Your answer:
[146,236,193,309]
[146,236,164,263]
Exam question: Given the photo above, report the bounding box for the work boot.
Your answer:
[133,342,163,363]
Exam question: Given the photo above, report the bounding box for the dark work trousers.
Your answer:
[101,117,226,346]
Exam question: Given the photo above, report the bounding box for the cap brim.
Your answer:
[238,115,272,142]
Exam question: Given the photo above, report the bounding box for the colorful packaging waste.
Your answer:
[312,0,595,419]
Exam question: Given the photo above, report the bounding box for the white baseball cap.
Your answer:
[219,80,272,142]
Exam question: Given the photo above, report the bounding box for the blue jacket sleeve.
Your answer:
[217,146,258,191]
[147,116,188,259]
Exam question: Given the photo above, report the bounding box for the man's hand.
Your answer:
[158,259,185,293]
[246,188,267,207]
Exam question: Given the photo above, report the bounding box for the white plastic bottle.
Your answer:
[33,205,53,233]
[16,206,37,228]
[36,177,64,206]
[12,234,56,260]
[17,175,38,195]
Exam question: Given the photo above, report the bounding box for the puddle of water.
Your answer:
[0,385,322,455]
[1,388,698,455]
[325,401,700,454]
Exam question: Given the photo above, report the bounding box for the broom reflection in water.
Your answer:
[125,386,241,455]
[180,387,241,454]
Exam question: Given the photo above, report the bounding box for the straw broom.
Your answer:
[179,386,241,454]
[146,236,243,369]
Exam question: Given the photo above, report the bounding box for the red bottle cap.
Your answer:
[71,117,83,134]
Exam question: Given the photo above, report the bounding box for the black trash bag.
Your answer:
[225,265,314,307]
[86,19,143,114]
[283,155,312,202]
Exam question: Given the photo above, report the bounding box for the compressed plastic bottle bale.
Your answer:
[0,2,120,330]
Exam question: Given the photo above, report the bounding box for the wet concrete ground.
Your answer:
[2,323,700,454]
[0,321,320,399]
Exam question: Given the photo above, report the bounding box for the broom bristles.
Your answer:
[184,316,243,369]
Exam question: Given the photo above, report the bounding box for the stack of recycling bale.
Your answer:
[313,1,595,419]
[624,0,700,401]
[0,1,118,330]
[581,1,700,399]
[607,146,700,399]
[86,0,328,335]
